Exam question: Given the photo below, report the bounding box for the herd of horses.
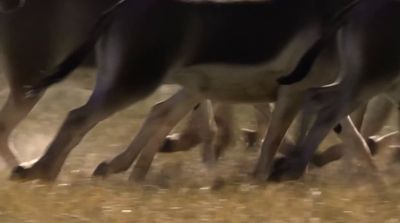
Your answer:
[0,0,399,184]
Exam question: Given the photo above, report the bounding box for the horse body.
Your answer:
[11,0,368,181]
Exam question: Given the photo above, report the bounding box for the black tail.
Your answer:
[26,0,127,97]
[277,0,361,85]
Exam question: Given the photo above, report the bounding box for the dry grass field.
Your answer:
[0,69,400,222]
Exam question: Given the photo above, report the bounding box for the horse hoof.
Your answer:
[10,165,44,181]
[10,165,27,180]
[252,166,272,182]
[268,156,306,182]
[159,137,176,153]
[241,128,258,149]
[92,161,111,177]
[312,144,344,167]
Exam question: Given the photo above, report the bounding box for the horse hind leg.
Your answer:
[11,55,166,181]
[209,102,234,160]
[159,100,211,154]
[337,116,377,170]
[268,83,352,181]
[159,101,235,164]
[0,36,55,168]
[269,84,384,181]
[0,73,49,167]
[11,81,162,182]
[253,88,302,181]
[310,94,395,167]
[384,85,400,161]
[91,89,200,181]
[241,103,271,149]
[128,90,202,182]
[360,95,395,155]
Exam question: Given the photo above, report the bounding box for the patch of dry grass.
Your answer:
[0,175,399,222]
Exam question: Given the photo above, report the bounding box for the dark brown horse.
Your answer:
[11,0,372,182]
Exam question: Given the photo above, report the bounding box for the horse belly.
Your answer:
[168,64,286,103]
